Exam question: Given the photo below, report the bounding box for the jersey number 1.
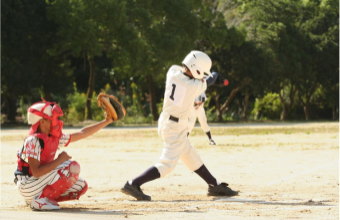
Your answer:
[170,84,176,100]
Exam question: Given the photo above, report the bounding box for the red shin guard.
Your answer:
[40,161,80,201]
[55,181,88,202]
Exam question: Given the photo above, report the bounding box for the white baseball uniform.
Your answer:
[155,65,207,177]
[188,92,210,133]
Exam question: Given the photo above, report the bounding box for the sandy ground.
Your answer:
[0,122,339,220]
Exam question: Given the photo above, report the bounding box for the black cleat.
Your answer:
[121,181,151,201]
[209,139,216,145]
[208,182,239,197]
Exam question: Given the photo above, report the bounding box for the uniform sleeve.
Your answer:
[59,134,71,147]
[21,136,42,162]
[196,80,207,97]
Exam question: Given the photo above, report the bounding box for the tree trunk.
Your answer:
[212,93,222,122]
[3,96,17,123]
[220,87,240,113]
[302,95,312,121]
[280,108,286,121]
[147,76,159,121]
[279,93,288,121]
[332,106,338,120]
[85,56,95,120]
[299,86,315,121]
[279,84,297,121]
[217,78,251,121]
[303,104,310,121]
[279,101,288,121]
[241,93,250,121]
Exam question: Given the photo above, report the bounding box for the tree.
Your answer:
[46,0,130,119]
[195,1,271,121]
[120,0,202,120]
[221,0,338,120]
[290,0,339,120]
[1,0,72,122]
[302,0,339,120]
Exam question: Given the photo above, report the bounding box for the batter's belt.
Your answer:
[169,115,179,122]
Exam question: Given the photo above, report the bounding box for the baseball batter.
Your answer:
[188,92,216,145]
[121,50,238,200]
[14,100,113,210]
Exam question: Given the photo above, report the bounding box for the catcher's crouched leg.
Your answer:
[56,180,88,202]
[39,161,81,201]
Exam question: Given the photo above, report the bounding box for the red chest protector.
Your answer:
[16,133,60,176]
[34,133,60,165]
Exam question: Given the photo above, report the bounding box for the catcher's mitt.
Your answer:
[97,93,126,121]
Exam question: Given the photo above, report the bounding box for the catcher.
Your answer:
[14,93,125,211]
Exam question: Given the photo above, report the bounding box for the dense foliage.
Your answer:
[1,0,338,124]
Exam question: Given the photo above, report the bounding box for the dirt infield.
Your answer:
[1,122,339,219]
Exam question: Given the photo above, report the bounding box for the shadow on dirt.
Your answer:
[214,198,334,206]
[57,206,205,215]
[55,207,142,216]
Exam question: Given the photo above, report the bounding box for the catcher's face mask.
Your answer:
[50,103,64,138]
[28,100,64,137]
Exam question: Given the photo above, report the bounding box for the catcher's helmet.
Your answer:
[27,101,63,125]
[182,50,212,80]
[27,103,53,125]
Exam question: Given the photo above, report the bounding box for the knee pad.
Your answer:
[40,161,81,200]
[69,161,80,176]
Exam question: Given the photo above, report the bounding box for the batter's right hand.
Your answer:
[57,151,72,162]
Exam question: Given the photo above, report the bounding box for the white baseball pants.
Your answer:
[155,112,203,177]
[16,160,87,203]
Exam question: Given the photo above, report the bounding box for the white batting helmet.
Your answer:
[182,50,212,79]
[27,102,52,125]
